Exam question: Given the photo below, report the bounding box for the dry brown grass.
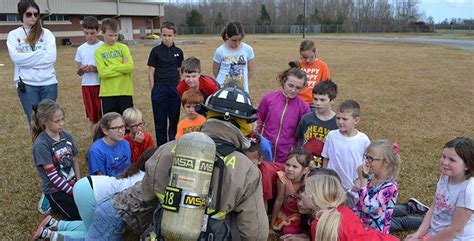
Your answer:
[0,36,473,240]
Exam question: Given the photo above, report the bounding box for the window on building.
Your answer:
[46,15,70,21]
[0,15,20,22]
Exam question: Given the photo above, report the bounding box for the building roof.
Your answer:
[0,0,165,16]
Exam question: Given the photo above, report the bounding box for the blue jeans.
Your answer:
[151,84,180,146]
[17,83,57,128]
[63,198,125,241]
[390,204,423,232]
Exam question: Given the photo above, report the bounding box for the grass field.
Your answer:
[0,35,473,240]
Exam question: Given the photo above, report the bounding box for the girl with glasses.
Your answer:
[352,140,401,233]
[7,0,59,129]
[88,112,132,177]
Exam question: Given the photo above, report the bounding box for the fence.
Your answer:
[176,24,474,35]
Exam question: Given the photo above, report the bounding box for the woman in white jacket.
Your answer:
[7,0,58,128]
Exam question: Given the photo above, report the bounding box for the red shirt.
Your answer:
[259,162,285,200]
[311,206,399,241]
[177,75,219,99]
[123,132,155,164]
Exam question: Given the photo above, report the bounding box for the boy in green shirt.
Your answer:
[94,18,134,114]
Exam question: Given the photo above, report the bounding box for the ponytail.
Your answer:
[315,208,341,241]
[305,174,346,241]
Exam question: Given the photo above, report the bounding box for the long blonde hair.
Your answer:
[305,174,347,241]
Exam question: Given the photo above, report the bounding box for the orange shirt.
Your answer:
[299,59,331,104]
[175,115,206,139]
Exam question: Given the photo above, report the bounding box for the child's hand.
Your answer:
[134,131,144,143]
[88,65,97,73]
[357,163,370,178]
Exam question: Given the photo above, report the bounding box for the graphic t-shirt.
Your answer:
[213,42,254,93]
[75,40,103,86]
[32,131,78,194]
[295,112,337,165]
[175,115,206,139]
[299,59,330,104]
[427,175,474,240]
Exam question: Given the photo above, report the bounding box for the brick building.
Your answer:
[0,0,165,47]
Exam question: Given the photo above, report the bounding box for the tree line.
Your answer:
[164,0,424,30]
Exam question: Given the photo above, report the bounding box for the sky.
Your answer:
[419,0,474,22]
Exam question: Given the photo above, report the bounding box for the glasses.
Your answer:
[128,122,145,129]
[364,154,383,163]
[25,12,39,18]
[109,125,126,132]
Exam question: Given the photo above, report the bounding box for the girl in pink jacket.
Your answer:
[257,64,310,163]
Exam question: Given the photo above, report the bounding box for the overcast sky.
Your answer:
[419,0,473,22]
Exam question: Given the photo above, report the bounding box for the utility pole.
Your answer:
[303,0,306,38]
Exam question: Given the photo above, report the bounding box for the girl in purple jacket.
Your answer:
[257,64,311,163]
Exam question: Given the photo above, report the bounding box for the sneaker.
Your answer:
[32,226,53,240]
[38,193,51,215]
[38,215,58,230]
[407,197,429,214]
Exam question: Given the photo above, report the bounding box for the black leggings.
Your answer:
[46,192,81,220]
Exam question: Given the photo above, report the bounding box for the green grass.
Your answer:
[0,36,473,240]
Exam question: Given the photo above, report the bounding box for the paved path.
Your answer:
[252,35,474,51]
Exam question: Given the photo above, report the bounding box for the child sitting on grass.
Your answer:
[353,140,400,234]
[406,137,474,241]
[123,107,155,164]
[271,149,311,234]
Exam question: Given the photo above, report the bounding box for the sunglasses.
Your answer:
[25,12,39,18]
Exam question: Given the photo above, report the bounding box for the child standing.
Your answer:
[94,18,134,115]
[147,22,184,146]
[257,65,311,163]
[32,99,81,220]
[75,16,103,126]
[123,107,155,164]
[175,89,206,139]
[7,0,58,128]
[406,137,474,241]
[301,173,399,241]
[271,149,311,234]
[295,80,338,167]
[353,140,400,234]
[212,22,254,93]
[88,112,131,176]
[321,100,370,206]
[298,40,331,106]
[177,57,219,100]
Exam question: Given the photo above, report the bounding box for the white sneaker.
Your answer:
[407,198,429,214]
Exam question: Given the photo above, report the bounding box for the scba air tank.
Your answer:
[161,132,216,241]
